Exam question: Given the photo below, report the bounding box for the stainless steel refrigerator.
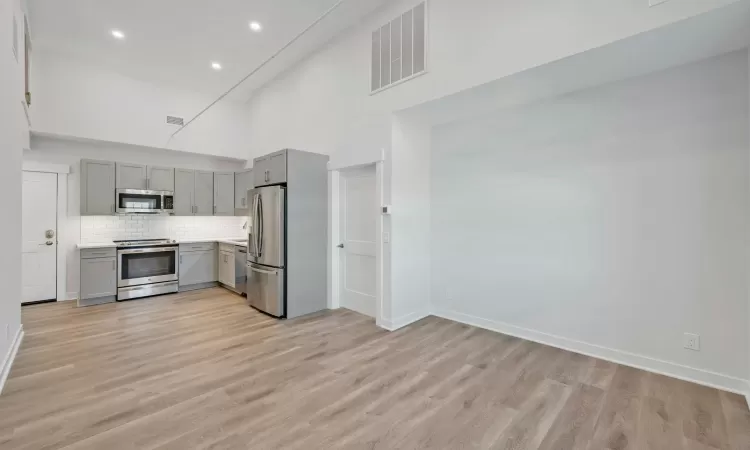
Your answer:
[247,185,286,317]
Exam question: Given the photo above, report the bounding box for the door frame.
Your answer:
[22,161,70,302]
[329,150,386,328]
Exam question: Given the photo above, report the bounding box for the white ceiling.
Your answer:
[28,0,394,101]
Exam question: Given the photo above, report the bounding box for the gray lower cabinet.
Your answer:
[234,169,252,211]
[116,162,148,189]
[214,171,234,216]
[80,256,117,306]
[81,159,116,215]
[147,166,175,191]
[179,244,217,290]
[218,248,235,288]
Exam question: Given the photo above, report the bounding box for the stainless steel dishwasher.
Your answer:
[235,246,247,295]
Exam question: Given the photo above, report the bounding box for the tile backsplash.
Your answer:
[81,215,247,243]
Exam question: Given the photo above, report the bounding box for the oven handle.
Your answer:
[117,247,178,255]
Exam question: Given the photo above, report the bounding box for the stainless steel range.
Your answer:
[114,239,179,301]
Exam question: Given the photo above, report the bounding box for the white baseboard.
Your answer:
[380,309,431,331]
[433,308,749,395]
[0,325,24,395]
[745,382,750,410]
[66,292,79,301]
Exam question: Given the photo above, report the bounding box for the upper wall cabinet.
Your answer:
[253,150,287,187]
[194,171,214,216]
[147,166,175,191]
[81,159,116,215]
[115,162,148,189]
[174,169,196,215]
[234,169,252,210]
[214,172,234,216]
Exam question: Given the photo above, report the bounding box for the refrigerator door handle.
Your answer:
[257,194,264,258]
[249,265,278,276]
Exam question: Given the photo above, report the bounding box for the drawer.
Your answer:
[219,243,236,254]
[179,242,217,252]
[80,247,116,259]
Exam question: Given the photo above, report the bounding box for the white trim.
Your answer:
[0,326,24,396]
[22,160,70,174]
[328,148,385,172]
[380,309,430,331]
[56,173,67,302]
[433,308,750,395]
[745,384,750,410]
[329,158,387,328]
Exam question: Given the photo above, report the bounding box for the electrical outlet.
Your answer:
[683,333,700,351]
[383,232,390,244]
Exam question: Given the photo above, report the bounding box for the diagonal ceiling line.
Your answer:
[167,0,348,145]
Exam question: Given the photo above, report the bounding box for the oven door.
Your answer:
[117,247,178,287]
[116,189,165,214]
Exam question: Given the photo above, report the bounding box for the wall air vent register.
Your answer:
[371,2,427,94]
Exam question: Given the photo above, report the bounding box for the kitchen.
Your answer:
[29,144,328,320]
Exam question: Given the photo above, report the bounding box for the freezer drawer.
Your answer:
[247,262,285,317]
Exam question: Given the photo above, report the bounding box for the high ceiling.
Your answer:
[28,0,394,102]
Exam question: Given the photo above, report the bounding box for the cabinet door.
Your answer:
[213,171,234,216]
[179,250,217,286]
[194,170,214,216]
[116,162,148,189]
[147,166,175,191]
[218,251,235,287]
[267,151,287,184]
[173,169,195,216]
[81,159,115,215]
[234,170,252,209]
[80,257,117,299]
[253,156,269,187]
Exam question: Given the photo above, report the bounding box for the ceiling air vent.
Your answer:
[166,116,184,126]
[371,1,427,94]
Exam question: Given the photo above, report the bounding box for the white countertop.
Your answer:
[77,237,247,249]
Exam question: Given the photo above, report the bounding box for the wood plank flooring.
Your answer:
[0,287,747,449]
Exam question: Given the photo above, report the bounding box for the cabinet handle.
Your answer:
[214,205,217,214]
[242,197,246,207]
[180,255,183,264]
[112,260,116,270]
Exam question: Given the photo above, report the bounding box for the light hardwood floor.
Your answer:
[0,288,748,449]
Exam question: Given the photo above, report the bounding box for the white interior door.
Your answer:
[339,166,377,317]
[22,171,58,303]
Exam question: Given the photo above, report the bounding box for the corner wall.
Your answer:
[431,51,750,392]
[0,0,25,390]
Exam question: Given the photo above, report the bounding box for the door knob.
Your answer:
[337,243,344,248]
[45,229,55,238]
[45,241,53,246]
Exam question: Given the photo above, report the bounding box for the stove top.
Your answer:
[113,238,177,248]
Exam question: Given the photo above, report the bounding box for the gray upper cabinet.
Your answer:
[234,169,252,210]
[194,170,214,216]
[147,166,175,191]
[253,150,287,186]
[81,159,116,215]
[115,162,148,189]
[214,171,234,216]
[174,169,195,215]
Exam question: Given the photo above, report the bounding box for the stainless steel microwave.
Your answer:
[115,189,174,214]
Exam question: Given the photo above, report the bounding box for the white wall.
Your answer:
[25,135,246,300]
[245,0,740,161]
[31,50,251,159]
[0,0,26,383]
[431,51,750,390]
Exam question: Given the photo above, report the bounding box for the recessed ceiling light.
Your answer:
[211,62,222,70]
[111,29,125,39]
[249,21,262,32]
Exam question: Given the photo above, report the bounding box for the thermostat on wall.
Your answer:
[382,205,391,215]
